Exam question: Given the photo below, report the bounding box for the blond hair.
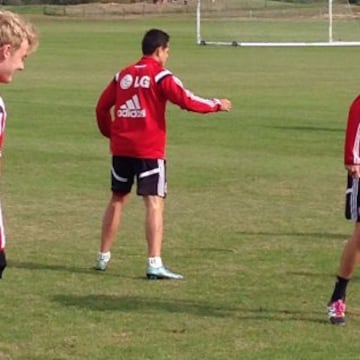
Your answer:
[0,11,38,53]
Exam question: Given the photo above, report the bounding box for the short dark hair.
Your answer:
[142,29,170,55]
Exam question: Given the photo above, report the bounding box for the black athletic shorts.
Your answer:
[345,174,360,221]
[111,156,167,197]
[0,251,6,279]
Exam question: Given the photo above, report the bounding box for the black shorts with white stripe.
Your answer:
[111,156,167,198]
[345,174,360,221]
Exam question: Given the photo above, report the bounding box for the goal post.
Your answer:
[196,0,360,47]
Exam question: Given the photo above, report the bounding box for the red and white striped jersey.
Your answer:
[0,203,5,251]
[345,95,360,165]
[96,56,222,159]
[0,96,6,250]
[0,96,7,159]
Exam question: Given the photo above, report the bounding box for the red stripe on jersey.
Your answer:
[345,96,360,165]
[0,204,5,250]
[0,97,7,156]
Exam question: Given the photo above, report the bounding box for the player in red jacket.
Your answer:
[328,95,360,324]
[95,28,232,279]
[0,11,38,279]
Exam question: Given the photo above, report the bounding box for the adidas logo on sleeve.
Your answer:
[117,94,146,118]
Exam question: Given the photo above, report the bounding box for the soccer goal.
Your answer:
[196,0,360,46]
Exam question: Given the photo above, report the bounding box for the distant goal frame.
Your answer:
[196,0,360,47]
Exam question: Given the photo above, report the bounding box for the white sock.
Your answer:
[98,251,111,262]
[148,256,163,268]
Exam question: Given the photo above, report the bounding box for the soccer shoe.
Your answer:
[146,265,184,280]
[95,252,111,271]
[327,299,346,325]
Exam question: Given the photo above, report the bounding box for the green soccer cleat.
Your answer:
[146,265,184,280]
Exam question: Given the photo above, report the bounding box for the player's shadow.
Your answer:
[52,294,329,323]
[267,125,343,133]
[8,260,121,278]
[53,294,236,318]
[235,231,347,240]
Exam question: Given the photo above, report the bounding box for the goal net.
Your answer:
[196,0,360,46]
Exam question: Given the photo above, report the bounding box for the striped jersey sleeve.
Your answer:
[157,72,221,113]
[0,97,7,158]
[345,96,360,165]
[95,77,116,138]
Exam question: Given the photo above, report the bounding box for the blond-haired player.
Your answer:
[0,11,39,278]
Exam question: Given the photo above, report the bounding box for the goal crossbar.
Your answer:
[196,0,360,47]
[199,41,360,47]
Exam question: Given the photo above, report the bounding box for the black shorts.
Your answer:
[0,251,6,279]
[111,156,167,197]
[345,174,360,221]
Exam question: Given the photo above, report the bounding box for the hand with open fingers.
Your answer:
[345,164,360,178]
[219,99,232,112]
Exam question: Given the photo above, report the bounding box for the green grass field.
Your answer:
[0,9,360,360]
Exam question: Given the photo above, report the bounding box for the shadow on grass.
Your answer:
[267,125,343,133]
[53,294,236,318]
[52,294,333,323]
[8,260,121,277]
[287,270,334,279]
[288,271,360,283]
[235,231,347,239]
[8,261,186,281]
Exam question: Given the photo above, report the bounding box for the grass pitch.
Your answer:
[0,10,360,360]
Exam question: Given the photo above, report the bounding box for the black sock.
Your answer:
[330,275,349,302]
[0,251,7,279]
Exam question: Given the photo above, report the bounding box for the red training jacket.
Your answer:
[344,95,360,165]
[96,56,222,159]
